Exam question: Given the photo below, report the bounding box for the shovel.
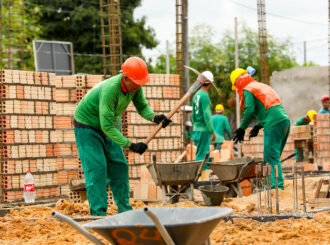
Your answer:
[144,66,215,145]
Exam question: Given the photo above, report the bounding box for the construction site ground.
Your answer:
[0,176,329,245]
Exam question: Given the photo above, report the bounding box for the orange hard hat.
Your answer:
[121,57,149,85]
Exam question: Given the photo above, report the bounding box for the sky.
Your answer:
[134,0,328,66]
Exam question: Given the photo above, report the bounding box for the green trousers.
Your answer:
[74,127,132,216]
[264,119,290,190]
[193,131,211,170]
[213,143,222,151]
[294,148,304,162]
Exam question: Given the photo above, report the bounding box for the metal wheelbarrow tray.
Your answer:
[146,153,209,204]
[208,157,263,197]
[85,207,233,245]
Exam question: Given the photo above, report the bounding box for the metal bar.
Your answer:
[268,165,272,214]
[292,164,296,211]
[52,211,105,245]
[301,166,306,213]
[263,166,267,215]
[255,164,261,216]
[275,165,279,214]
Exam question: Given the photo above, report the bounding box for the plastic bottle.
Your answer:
[24,170,36,203]
[246,66,256,75]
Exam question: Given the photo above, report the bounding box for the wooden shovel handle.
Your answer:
[144,92,192,145]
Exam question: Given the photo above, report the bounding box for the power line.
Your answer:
[225,0,327,26]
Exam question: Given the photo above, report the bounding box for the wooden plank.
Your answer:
[308,198,330,208]
[69,178,86,191]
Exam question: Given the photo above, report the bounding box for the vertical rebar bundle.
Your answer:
[175,0,185,97]
[1,0,24,70]
[99,0,123,77]
[256,0,269,85]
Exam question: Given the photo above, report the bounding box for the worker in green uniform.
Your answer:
[231,68,290,189]
[212,104,231,150]
[294,110,316,162]
[74,57,171,216]
[192,72,216,179]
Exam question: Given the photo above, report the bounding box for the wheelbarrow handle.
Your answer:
[194,152,210,182]
[144,207,175,245]
[51,211,106,245]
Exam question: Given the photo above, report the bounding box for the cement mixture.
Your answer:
[0,176,329,244]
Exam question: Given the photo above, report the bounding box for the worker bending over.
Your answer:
[192,72,215,179]
[231,68,290,190]
[212,104,231,150]
[74,57,171,216]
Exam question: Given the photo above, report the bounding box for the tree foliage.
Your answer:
[24,0,158,73]
[154,23,299,126]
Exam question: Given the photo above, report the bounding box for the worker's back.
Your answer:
[192,90,214,133]
[212,115,230,143]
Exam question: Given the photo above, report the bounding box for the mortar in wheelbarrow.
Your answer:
[83,207,233,245]
[199,185,229,206]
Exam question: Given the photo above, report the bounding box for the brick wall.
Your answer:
[242,116,330,170]
[0,70,58,202]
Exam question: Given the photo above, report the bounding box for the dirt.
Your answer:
[1,176,329,244]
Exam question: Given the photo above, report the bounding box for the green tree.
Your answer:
[154,23,300,128]
[24,0,158,74]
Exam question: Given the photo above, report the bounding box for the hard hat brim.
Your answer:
[130,74,149,86]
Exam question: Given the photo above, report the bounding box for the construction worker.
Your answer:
[212,104,231,150]
[192,73,216,179]
[294,110,316,162]
[231,68,290,190]
[319,95,329,114]
[74,57,171,216]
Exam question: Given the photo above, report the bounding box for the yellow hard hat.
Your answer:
[307,110,317,122]
[215,104,224,112]
[230,68,247,90]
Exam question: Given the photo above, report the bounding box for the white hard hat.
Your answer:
[186,121,192,127]
[201,71,214,83]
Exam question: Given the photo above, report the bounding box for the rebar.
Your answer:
[256,0,269,85]
[176,0,185,97]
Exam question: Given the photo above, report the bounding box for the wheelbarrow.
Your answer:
[146,153,209,204]
[52,206,233,245]
[208,156,263,198]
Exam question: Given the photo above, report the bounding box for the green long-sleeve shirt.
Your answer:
[192,90,214,133]
[240,90,289,130]
[212,115,231,144]
[74,74,156,147]
[295,116,309,126]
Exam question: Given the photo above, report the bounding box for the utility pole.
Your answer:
[303,41,307,65]
[234,17,241,158]
[166,40,170,74]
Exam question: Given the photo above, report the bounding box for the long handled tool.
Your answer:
[144,66,214,145]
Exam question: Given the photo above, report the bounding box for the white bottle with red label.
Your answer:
[24,170,36,203]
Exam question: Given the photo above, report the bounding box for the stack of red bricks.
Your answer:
[54,74,104,198]
[127,74,183,200]
[313,114,330,170]
[0,70,58,202]
[242,116,329,170]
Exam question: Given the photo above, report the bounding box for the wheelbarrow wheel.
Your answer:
[225,185,237,198]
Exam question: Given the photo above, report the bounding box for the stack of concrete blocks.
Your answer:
[0,70,58,202]
[126,74,183,201]
[313,114,330,171]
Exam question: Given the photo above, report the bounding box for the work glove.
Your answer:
[153,114,172,128]
[129,142,148,155]
[249,125,263,138]
[232,128,245,143]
